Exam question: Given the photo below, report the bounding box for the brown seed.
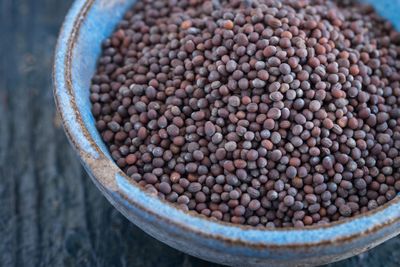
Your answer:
[167,124,180,137]
[267,108,282,120]
[92,0,400,227]
[267,18,282,28]
[279,63,291,75]
[228,96,240,107]
[181,20,192,30]
[309,100,321,112]
[339,204,352,217]
[226,60,238,73]
[284,195,295,207]
[249,200,261,211]
[188,182,202,193]
[159,182,172,194]
[225,141,237,152]
[193,150,204,161]
[223,20,234,30]
[125,154,137,165]
[234,33,249,46]
[263,46,277,57]
[170,172,181,183]
[204,121,216,137]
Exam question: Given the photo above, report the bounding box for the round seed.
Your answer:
[92,0,400,228]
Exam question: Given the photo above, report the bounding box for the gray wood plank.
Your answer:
[0,0,399,266]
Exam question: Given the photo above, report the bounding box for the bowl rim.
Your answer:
[53,0,400,249]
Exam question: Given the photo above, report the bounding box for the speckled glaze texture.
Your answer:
[53,0,400,266]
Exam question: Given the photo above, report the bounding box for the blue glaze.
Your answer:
[54,1,400,266]
[364,0,400,30]
[53,0,101,158]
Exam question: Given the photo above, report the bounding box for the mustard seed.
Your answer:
[91,0,400,228]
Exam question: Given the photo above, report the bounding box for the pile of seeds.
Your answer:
[90,0,400,227]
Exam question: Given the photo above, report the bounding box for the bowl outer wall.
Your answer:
[53,0,400,266]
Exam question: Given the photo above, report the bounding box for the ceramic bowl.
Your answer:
[53,0,400,266]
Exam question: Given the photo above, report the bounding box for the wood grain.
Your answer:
[0,0,399,266]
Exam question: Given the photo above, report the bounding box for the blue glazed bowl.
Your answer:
[54,0,400,266]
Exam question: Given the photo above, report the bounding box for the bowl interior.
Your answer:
[73,0,400,159]
[71,0,400,159]
[54,0,400,254]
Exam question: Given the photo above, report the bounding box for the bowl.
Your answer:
[53,0,400,266]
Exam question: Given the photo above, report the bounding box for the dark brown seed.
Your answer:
[204,121,216,137]
[270,150,282,162]
[225,141,237,152]
[188,182,202,193]
[234,33,249,46]
[167,124,180,137]
[263,46,277,57]
[284,195,295,207]
[193,150,204,161]
[267,18,282,28]
[228,96,241,107]
[226,60,237,73]
[279,63,291,75]
[322,156,334,170]
[91,0,400,227]
[339,204,352,217]
[125,154,137,165]
[286,166,297,179]
[248,200,261,211]
[159,182,172,194]
[267,108,281,120]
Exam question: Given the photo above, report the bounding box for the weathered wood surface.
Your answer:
[0,0,399,266]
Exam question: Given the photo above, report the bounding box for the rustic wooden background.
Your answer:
[0,0,399,266]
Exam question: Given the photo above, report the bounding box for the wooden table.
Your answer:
[0,0,399,266]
